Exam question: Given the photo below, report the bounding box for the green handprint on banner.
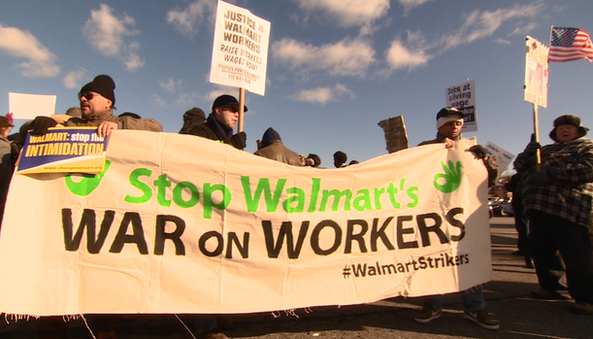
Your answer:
[65,160,111,196]
[433,160,462,193]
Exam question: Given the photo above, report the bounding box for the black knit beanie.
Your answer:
[80,75,116,107]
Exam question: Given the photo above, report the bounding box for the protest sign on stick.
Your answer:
[445,80,477,132]
[209,0,271,131]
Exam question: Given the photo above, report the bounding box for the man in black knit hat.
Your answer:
[31,74,162,136]
[182,94,247,150]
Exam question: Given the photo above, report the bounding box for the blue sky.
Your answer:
[0,0,591,170]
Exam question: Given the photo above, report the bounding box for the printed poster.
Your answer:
[17,127,107,174]
[209,0,271,96]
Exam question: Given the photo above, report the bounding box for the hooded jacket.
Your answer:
[254,128,302,166]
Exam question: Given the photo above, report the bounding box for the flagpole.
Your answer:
[238,87,245,133]
[532,104,542,168]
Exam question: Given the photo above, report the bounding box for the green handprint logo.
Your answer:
[433,160,462,193]
[65,160,111,196]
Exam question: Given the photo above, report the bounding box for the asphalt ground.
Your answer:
[2,217,591,339]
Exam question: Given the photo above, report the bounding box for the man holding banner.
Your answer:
[183,94,247,150]
[415,107,499,330]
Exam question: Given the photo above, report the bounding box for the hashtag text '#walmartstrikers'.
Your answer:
[343,253,469,278]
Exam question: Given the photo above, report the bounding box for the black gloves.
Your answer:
[469,145,488,159]
[231,131,247,150]
[524,141,541,155]
[31,116,58,135]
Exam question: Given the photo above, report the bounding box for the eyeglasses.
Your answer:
[78,91,97,100]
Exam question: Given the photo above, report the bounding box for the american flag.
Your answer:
[549,27,593,63]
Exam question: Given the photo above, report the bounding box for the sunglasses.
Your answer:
[221,105,239,113]
[78,91,98,100]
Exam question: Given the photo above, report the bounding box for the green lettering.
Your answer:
[124,168,152,204]
[154,174,172,207]
[407,187,419,207]
[241,176,286,212]
[307,178,321,212]
[203,183,231,219]
[353,189,372,211]
[386,183,400,208]
[173,181,200,208]
[283,187,304,213]
[320,189,352,212]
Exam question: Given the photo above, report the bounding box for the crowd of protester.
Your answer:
[1,74,592,338]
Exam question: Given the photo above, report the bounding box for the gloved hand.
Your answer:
[524,141,541,155]
[31,116,58,135]
[529,169,550,185]
[468,145,488,159]
[231,131,247,150]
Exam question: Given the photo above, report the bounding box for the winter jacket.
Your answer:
[514,137,593,227]
[184,114,245,150]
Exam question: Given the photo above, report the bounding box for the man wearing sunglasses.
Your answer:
[30,74,162,136]
[181,94,247,150]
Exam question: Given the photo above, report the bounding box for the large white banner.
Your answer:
[209,0,270,96]
[0,131,492,316]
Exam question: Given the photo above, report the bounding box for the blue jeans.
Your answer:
[424,285,485,312]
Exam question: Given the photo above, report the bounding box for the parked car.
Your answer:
[488,198,514,217]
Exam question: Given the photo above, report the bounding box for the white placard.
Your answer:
[524,36,549,108]
[485,141,515,174]
[446,80,477,133]
[209,0,271,96]
[8,92,56,119]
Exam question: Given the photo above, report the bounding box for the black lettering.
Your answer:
[226,232,249,259]
[370,217,395,251]
[310,220,342,255]
[110,212,149,254]
[396,215,418,249]
[417,213,448,247]
[62,208,114,254]
[262,220,309,259]
[154,215,185,255]
[447,208,465,241]
[199,231,224,257]
[345,219,368,253]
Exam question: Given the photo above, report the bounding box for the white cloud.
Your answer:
[0,24,60,78]
[83,4,145,71]
[295,0,390,28]
[496,38,511,45]
[293,83,355,105]
[510,22,538,36]
[272,38,375,77]
[397,0,434,15]
[440,2,543,51]
[385,1,543,71]
[62,68,87,89]
[385,39,430,71]
[167,0,217,39]
[152,94,167,108]
[159,78,182,93]
[175,92,203,108]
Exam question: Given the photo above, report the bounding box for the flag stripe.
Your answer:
[549,27,593,63]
